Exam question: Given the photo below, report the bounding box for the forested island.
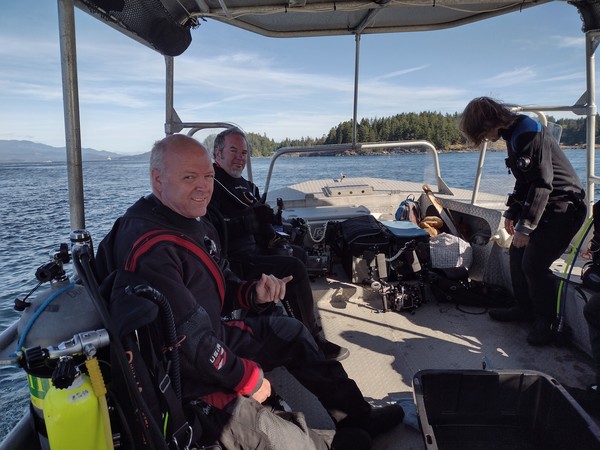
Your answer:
[243,112,596,157]
[1,112,594,163]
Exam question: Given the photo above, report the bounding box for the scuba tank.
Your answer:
[19,277,102,450]
[17,330,112,450]
[17,232,103,349]
[44,358,110,450]
[15,231,106,449]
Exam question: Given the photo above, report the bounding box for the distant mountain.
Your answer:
[0,140,147,163]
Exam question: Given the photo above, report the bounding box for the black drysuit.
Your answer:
[210,164,321,335]
[502,115,586,323]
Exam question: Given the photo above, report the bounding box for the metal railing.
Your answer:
[261,140,452,198]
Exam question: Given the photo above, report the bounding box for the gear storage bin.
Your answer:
[413,369,600,450]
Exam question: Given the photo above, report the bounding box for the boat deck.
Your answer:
[1,259,597,450]
[268,265,598,449]
[267,178,508,215]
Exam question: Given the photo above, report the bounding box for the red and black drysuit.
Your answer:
[95,194,371,448]
[502,115,586,326]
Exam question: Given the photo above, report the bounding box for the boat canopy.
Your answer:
[62,0,600,228]
[77,0,600,56]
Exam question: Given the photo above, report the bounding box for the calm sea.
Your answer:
[0,149,591,440]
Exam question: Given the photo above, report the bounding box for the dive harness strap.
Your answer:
[155,360,195,450]
[135,299,201,450]
[125,229,226,301]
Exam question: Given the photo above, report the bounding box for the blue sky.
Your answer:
[0,1,590,155]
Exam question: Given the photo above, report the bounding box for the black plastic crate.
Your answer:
[413,369,600,450]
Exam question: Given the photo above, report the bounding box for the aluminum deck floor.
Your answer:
[267,267,598,450]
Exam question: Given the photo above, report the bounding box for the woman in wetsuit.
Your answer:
[459,96,586,346]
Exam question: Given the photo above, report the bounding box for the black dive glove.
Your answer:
[253,203,275,225]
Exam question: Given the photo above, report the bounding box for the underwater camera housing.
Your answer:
[288,217,332,278]
[35,243,70,283]
[14,244,70,312]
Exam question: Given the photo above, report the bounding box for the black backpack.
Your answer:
[429,267,514,309]
[104,271,201,449]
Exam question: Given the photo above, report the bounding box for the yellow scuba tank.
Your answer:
[43,363,110,450]
[19,279,104,448]
[18,232,114,449]
[17,233,104,448]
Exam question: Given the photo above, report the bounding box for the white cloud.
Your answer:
[482,67,537,88]
[0,0,596,154]
[555,35,585,48]
[372,65,430,81]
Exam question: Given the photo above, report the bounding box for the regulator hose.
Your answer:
[556,217,593,333]
[127,284,182,401]
[72,245,168,450]
[15,281,75,355]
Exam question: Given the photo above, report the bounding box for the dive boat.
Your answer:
[2,1,600,449]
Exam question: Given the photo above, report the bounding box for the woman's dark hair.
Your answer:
[459,96,519,146]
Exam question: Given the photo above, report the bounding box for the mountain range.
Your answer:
[0,140,146,163]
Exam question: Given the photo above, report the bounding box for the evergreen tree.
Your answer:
[205,113,598,158]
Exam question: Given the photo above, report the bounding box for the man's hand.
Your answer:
[511,231,530,248]
[505,218,529,248]
[255,273,293,304]
[252,378,272,403]
[504,217,515,236]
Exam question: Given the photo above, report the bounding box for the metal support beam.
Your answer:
[58,0,85,230]
[164,55,182,134]
[585,30,599,213]
[352,33,361,148]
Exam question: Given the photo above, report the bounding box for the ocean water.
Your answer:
[0,149,590,441]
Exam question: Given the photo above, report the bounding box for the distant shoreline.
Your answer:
[265,144,585,157]
[0,144,586,164]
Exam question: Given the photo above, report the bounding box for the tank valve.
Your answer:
[22,346,48,373]
[52,356,77,389]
